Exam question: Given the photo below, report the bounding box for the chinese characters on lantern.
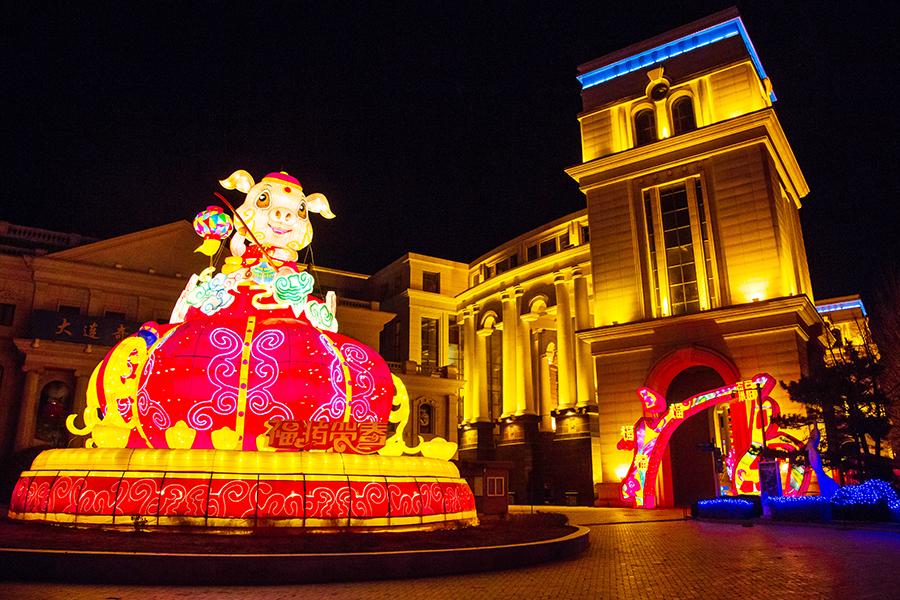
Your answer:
[266,420,388,454]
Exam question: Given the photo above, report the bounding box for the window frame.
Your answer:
[422,270,441,294]
[493,253,519,276]
[0,303,15,327]
[641,175,719,317]
[633,106,657,147]
[420,316,440,372]
[669,93,697,135]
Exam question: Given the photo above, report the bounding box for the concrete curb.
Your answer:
[693,517,900,533]
[0,525,591,585]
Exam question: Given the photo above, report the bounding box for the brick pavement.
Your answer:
[2,508,898,599]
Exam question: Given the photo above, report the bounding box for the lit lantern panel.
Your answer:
[131,317,393,451]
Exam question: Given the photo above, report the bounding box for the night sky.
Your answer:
[5,2,898,303]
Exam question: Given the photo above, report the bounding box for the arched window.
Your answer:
[634,109,657,146]
[671,97,697,135]
[417,402,434,435]
[36,380,72,447]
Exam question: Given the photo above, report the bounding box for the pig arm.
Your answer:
[230,233,248,257]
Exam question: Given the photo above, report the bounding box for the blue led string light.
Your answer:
[577,18,775,102]
[815,298,868,317]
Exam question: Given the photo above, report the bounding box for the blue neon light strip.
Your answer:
[816,299,867,317]
[578,18,775,101]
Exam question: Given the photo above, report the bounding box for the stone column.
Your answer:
[72,370,90,420]
[461,308,477,422]
[572,268,596,408]
[553,273,576,409]
[474,325,490,422]
[539,344,554,431]
[518,306,536,416]
[500,289,518,418]
[15,367,43,451]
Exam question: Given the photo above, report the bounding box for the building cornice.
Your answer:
[13,338,111,372]
[565,109,809,204]
[577,295,825,352]
[455,247,592,307]
[467,208,588,268]
[31,257,187,298]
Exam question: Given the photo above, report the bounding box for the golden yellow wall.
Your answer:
[709,146,784,303]
[585,181,643,326]
[708,62,768,122]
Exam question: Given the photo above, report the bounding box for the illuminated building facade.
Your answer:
[0,9,861,508]
[457,8,832,506]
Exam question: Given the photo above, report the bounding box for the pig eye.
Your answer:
[298,201,306,216]
[256,192,270,208]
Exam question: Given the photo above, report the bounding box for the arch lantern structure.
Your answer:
[617,372,811,508]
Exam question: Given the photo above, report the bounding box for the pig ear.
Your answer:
[219,170,255,194]
[306,193,335,219]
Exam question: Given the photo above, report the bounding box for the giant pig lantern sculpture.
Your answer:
[64,169,453,457]
[9,168,475,532]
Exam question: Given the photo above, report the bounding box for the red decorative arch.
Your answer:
[645,346,741,398]
[618,374,776,508]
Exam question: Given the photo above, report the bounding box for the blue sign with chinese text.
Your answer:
[30,310,142,346]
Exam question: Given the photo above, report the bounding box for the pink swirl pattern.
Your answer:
[207,478,257,519]
[76,476,121,515]
[188,327,243,431]
[350,480,390,518]
[47,475,87,514]
[247,329,293,421]
[310,334,349,421]
[137,353,171,430]
[115,477,162,516]
[158,479,211,516]
[306,481,351,519]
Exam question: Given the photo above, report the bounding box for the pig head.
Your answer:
[219,170,334,262]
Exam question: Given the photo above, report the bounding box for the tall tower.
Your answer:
[567,9,825,506]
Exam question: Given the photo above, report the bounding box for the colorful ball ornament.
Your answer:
[193,205,234,256]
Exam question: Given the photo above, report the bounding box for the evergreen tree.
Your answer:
[774,343,893,483]
[871,270,900,458]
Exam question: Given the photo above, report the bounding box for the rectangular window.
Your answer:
[539,238,557,257]
[58,304,81,316]
[422,271,441,293]
[448,315,460,372]
[0,303,15,326]
[486,476,505,497]
[420,317,439,372]
[104,310,127,321]
[581,224,590,244]
[494,254,518,275]
[558,233,573,250]
[642,179,717,317]
[526,245,538,262]
[660,185,701,316]
[486,329,502,422]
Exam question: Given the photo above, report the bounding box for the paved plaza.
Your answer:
[2,507,898,599]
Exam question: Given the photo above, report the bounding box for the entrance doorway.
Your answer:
[667,367,724,506]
